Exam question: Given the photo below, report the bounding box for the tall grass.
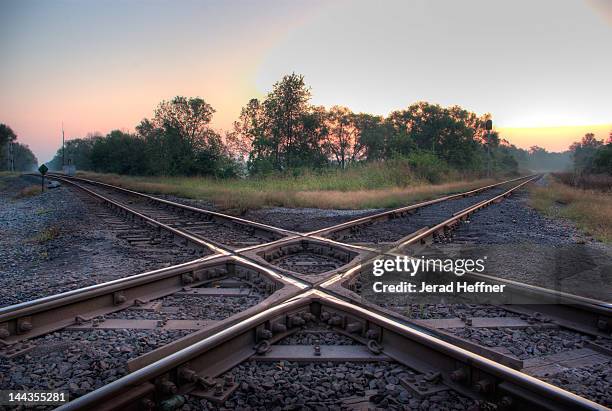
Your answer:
[76,159,500,211]
[530,179,612,243]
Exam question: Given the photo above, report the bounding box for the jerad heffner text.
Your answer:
[373,281,506,293]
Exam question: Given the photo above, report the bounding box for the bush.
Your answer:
[404,152,450,183]
[592,143,612,174]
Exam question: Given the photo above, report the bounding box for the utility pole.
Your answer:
[485,119,493,178]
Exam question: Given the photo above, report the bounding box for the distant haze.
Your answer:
[1,0,610,162]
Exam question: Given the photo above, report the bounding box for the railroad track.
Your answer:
[0,173,609,410]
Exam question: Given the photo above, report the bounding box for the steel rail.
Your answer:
[306,174,536,238]
[46,174,380,286]
[48,175,262,255]
[239,235,378,285]
[316,175,611,340]
[390,174,542,252]
[51,175,344,285]
[45,172,533,258]
[318,175,544,291]
[55,290,607,411]
[3,173,555,343]
[25,172,603,339]
[47,173,299,238]
[0,254,307,345]
[8,172,609,409]
[51,172,534,245]
[49,175,230,255]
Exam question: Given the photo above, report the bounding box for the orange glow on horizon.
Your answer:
[498,124,611,152]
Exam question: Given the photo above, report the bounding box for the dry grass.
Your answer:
[76,170,501,212]
[289,182,497,209]
[552,172,612,192]
[14,185,42,199]
[530,178,612,243]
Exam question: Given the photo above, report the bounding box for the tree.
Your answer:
[136,97,237,176]
[592,142,612,174]
[386,103,483,170]
[13,143,38,171]
[228,98,266,160]
[153,97,216,149]
[90,130,148,175]
[238,73,328,173]
[570,133,604,173]
[259,73,313,170]
[0,123,18,170]
[323,106,365,168]
[354,114,388,161]
[294,105,328,169]
[0,124,37,171]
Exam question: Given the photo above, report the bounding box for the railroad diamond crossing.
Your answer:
[0,173,609,411]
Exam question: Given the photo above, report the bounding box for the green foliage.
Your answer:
[135,97,238,177]
[238,73,328,174]
[570,133,603,173]
[1,123,38,171]
[91,130,148,174]
[592,143,612,174]
[46,97,239,177]
[13,143,38,171]
[569,133,611,175]
[404,151,450,183]
[1,123,16,169]
[48,134,99,171]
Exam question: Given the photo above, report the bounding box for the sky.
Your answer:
[1,0,611,163]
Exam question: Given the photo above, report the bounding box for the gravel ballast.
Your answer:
[0,278,268,407]
[183,360,477,410]
[542,361,611,407]
[421,186,612,301]
[335,184,513,244]
[0,328,191,406]
[243,207,384,233]
[0,175,209,307]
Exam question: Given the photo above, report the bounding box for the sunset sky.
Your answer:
[1,0,611,162]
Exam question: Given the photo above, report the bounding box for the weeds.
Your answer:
[33,226,61,244]
[14,185,42,199]
[529,178,612,243]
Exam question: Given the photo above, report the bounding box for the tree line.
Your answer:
[40,73,606,179]
[226,73,520,176]
[0,124,38,172]
[49,97,236,177]
[569,132,612,174]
